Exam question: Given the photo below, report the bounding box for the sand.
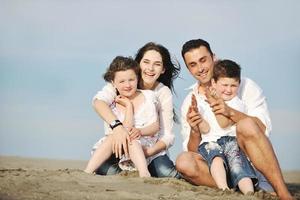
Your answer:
[0,156,299,200]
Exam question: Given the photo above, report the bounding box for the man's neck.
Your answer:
[197,81,211,95]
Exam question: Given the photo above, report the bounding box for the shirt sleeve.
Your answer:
[226,96,246,113]
[239,78,272,136]
[156,86,175,149]
[92,83,117,106]
[180,93,193,151]
[142,90,159,127]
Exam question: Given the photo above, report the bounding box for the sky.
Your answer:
[0,0,299,170]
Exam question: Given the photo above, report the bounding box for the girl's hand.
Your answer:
[115,95,132,107]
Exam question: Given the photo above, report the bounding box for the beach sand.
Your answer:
[0,156,299,200]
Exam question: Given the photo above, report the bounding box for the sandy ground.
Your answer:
[0,156,299,200]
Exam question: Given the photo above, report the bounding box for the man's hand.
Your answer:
[111,125,130,158]
[187,94,203,132]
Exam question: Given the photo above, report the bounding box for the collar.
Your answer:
[186,82,208,100]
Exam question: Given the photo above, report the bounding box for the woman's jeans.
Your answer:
[95,154,181,179]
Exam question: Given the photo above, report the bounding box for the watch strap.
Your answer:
[109,119,123,130]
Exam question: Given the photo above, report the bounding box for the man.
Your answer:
[176,39,293,200]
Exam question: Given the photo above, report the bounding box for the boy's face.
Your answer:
[112,69,138,98]
[184,46,215,85]
[212,77,240,101]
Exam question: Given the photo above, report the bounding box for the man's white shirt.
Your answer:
[181,77,272,151]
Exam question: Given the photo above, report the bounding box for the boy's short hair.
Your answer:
[213,59,241,82]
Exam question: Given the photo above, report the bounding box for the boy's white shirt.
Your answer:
[196,96,245,144]
[181,77,272,151]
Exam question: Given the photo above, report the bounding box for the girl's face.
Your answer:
[112,69,138,98]
[139,50,165,88]
[212,77,240,101]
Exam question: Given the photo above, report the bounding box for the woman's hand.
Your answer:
[142,146,156,158]
[127,127,142,141]
[111,125,130,158]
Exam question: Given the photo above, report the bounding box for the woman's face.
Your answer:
[112,69,138,98]
[139,50,165,88]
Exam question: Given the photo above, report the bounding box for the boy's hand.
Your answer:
[205,86,218,104]
[205,87,231,117]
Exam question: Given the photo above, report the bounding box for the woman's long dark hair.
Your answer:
[135,42,181,123]
[135,42,180,94]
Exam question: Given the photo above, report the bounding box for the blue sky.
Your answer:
[1,0,299,170]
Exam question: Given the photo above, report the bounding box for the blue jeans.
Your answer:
[255,169,274,192]
[198,136,257,188]
[95,154,181,179]
[148,154,181,178]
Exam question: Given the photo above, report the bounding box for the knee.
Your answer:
[212,156,223,165]
[176,152,198,176]
[236,118,262,141]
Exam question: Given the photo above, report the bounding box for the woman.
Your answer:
[91,42,181,178]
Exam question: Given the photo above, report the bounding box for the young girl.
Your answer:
[84,56,160,177]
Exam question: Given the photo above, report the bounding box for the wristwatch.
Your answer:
[109,119,123,130]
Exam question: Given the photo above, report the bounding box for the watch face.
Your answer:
[110,120,121,129]
[111,121,117,126]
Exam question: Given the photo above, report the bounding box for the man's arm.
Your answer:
[187,129,202,152]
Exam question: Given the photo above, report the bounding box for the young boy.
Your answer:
[195,59,257,194]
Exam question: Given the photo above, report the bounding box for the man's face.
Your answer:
[183,46,214,85]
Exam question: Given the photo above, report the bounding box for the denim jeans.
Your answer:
[95,154,181,179]
[198,136,257,188]
[255,169,274,192]
[95,155,122,175]
[148,154,181,178]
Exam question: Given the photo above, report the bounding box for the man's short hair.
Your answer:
[181,39,213,59]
